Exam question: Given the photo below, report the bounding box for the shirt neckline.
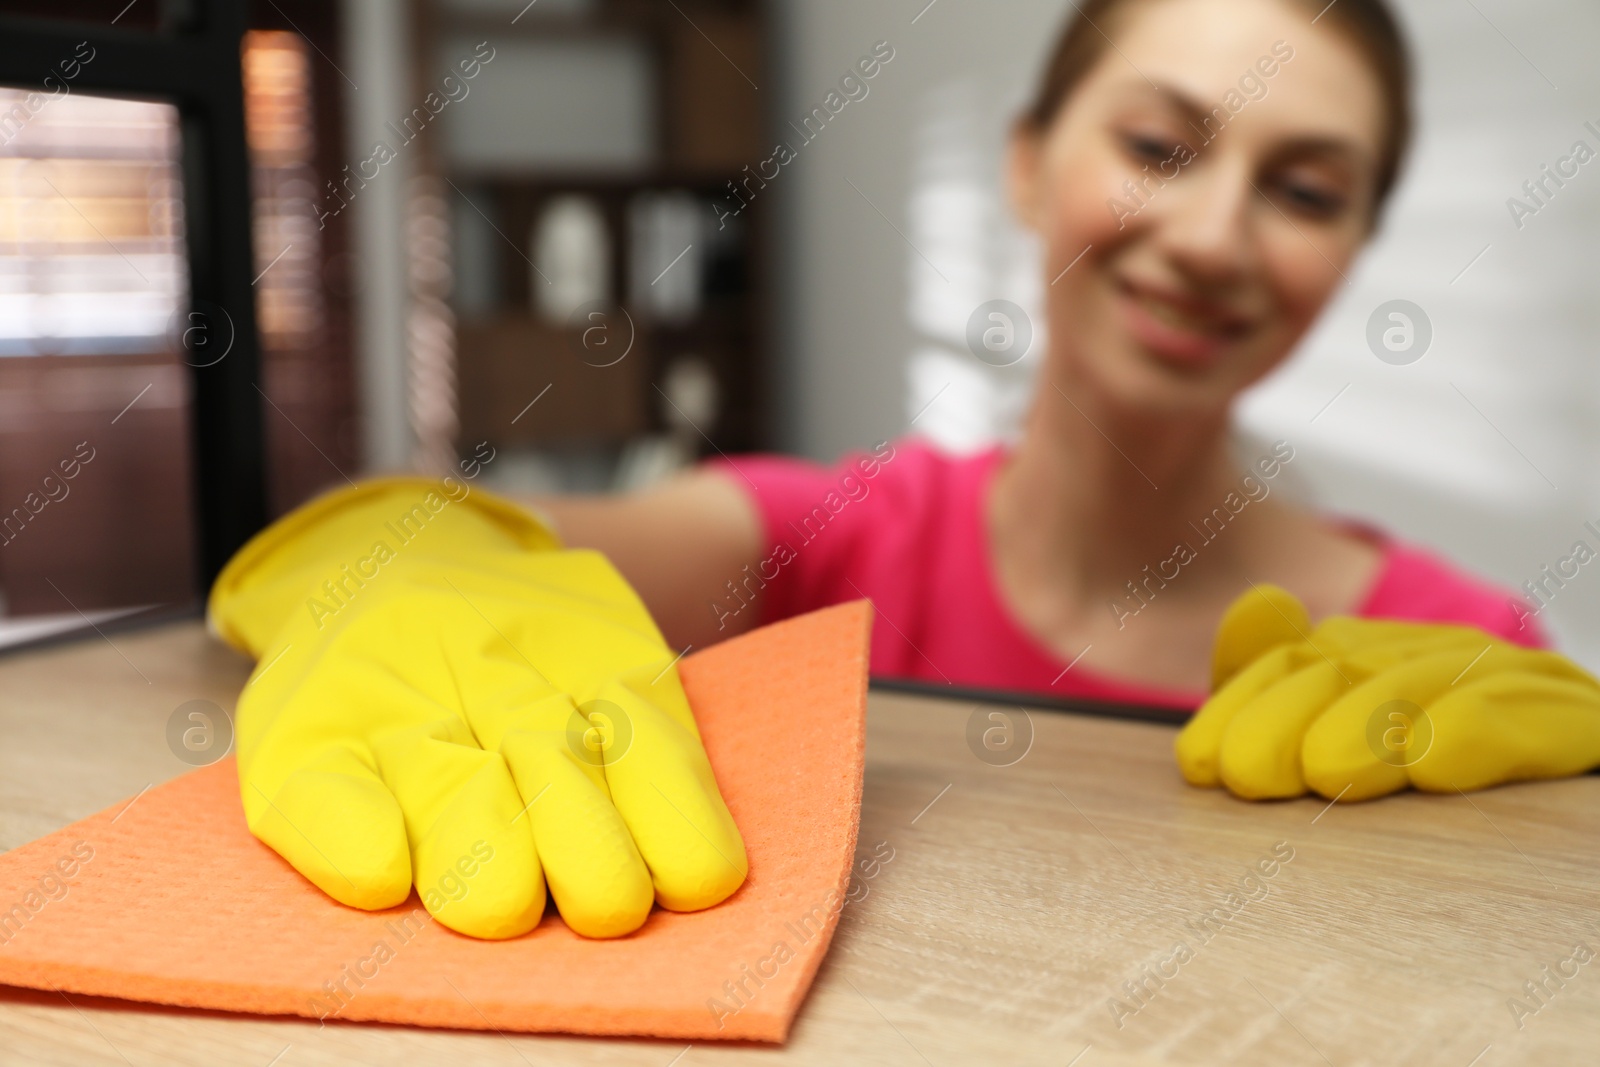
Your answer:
[962,443,1400,708]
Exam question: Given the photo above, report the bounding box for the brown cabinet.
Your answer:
[427,0,771,462]
[457,313,648,446]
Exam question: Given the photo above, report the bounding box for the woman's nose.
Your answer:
[1154,156,1257,287]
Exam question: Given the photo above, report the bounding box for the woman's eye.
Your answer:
[1273,177,1346,218]
[1121,131,1176,163]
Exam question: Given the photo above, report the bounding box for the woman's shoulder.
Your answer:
[1358,533,1547,647]
[700,436,1004,629]
[709,435,1001,516]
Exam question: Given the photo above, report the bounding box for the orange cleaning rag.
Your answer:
[0,600,872,1043]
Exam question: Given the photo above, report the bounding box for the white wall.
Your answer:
[768,0,1600,665]
[766,0,1065,456]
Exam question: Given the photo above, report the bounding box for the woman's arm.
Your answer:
[521,468,765,651]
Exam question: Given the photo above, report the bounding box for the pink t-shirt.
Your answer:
[708,438,1546,711]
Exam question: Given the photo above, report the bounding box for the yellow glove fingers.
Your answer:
[237,647,443,912]
[1209,631,1490,800]
[1218,661,1351,799]
[1185,589,1600,806]
[1210,584,1311,691]
[1410,674,1600,793]
[501,727,654,938]
[596,674,748,912]
[372,719,546,940]
[221,482,751,939]
[1301,645,1509,801]
[1494,646,1600,690]
[243,744,412,912]
[1311,616,1481,658]
[1176,644,1303,787]
[1337,630,1491,679]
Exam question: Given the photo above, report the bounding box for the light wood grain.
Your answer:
[2,621,1597,1065]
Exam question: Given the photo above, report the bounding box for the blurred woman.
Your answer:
[532,0,1542,710]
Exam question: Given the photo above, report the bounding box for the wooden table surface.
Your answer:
[1,620,1597,1066]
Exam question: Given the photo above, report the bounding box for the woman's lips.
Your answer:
[1116,281,1252,369]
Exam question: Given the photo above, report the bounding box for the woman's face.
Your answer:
[1010,0,1388,417]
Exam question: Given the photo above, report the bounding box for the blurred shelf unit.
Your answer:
[424,0,770,461]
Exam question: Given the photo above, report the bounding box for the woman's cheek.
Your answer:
[1260,225,1348,336]
[1037,132,1143,261]
[1221,230,1346,391]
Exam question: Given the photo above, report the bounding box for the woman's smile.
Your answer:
[1114,274,1256,370]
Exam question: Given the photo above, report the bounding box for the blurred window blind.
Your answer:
[243,29,322,349]
[0,90,185,355]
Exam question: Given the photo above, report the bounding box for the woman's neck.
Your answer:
[989,368,1249,608]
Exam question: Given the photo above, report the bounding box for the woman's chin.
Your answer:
[1065,347,1243,421]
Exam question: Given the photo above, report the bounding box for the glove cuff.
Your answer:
[208,476,562,657]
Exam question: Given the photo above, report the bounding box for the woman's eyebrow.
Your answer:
[1123,81,1373,165]
[1119,81,1235,128]
[1270,137,1370,169]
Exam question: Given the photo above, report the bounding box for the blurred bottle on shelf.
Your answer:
[530,194,610,325]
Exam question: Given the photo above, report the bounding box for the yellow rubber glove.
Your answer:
[1176,584,1600,802]
[208,478,747,939]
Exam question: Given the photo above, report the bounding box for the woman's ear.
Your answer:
[1007,123,1045,231]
